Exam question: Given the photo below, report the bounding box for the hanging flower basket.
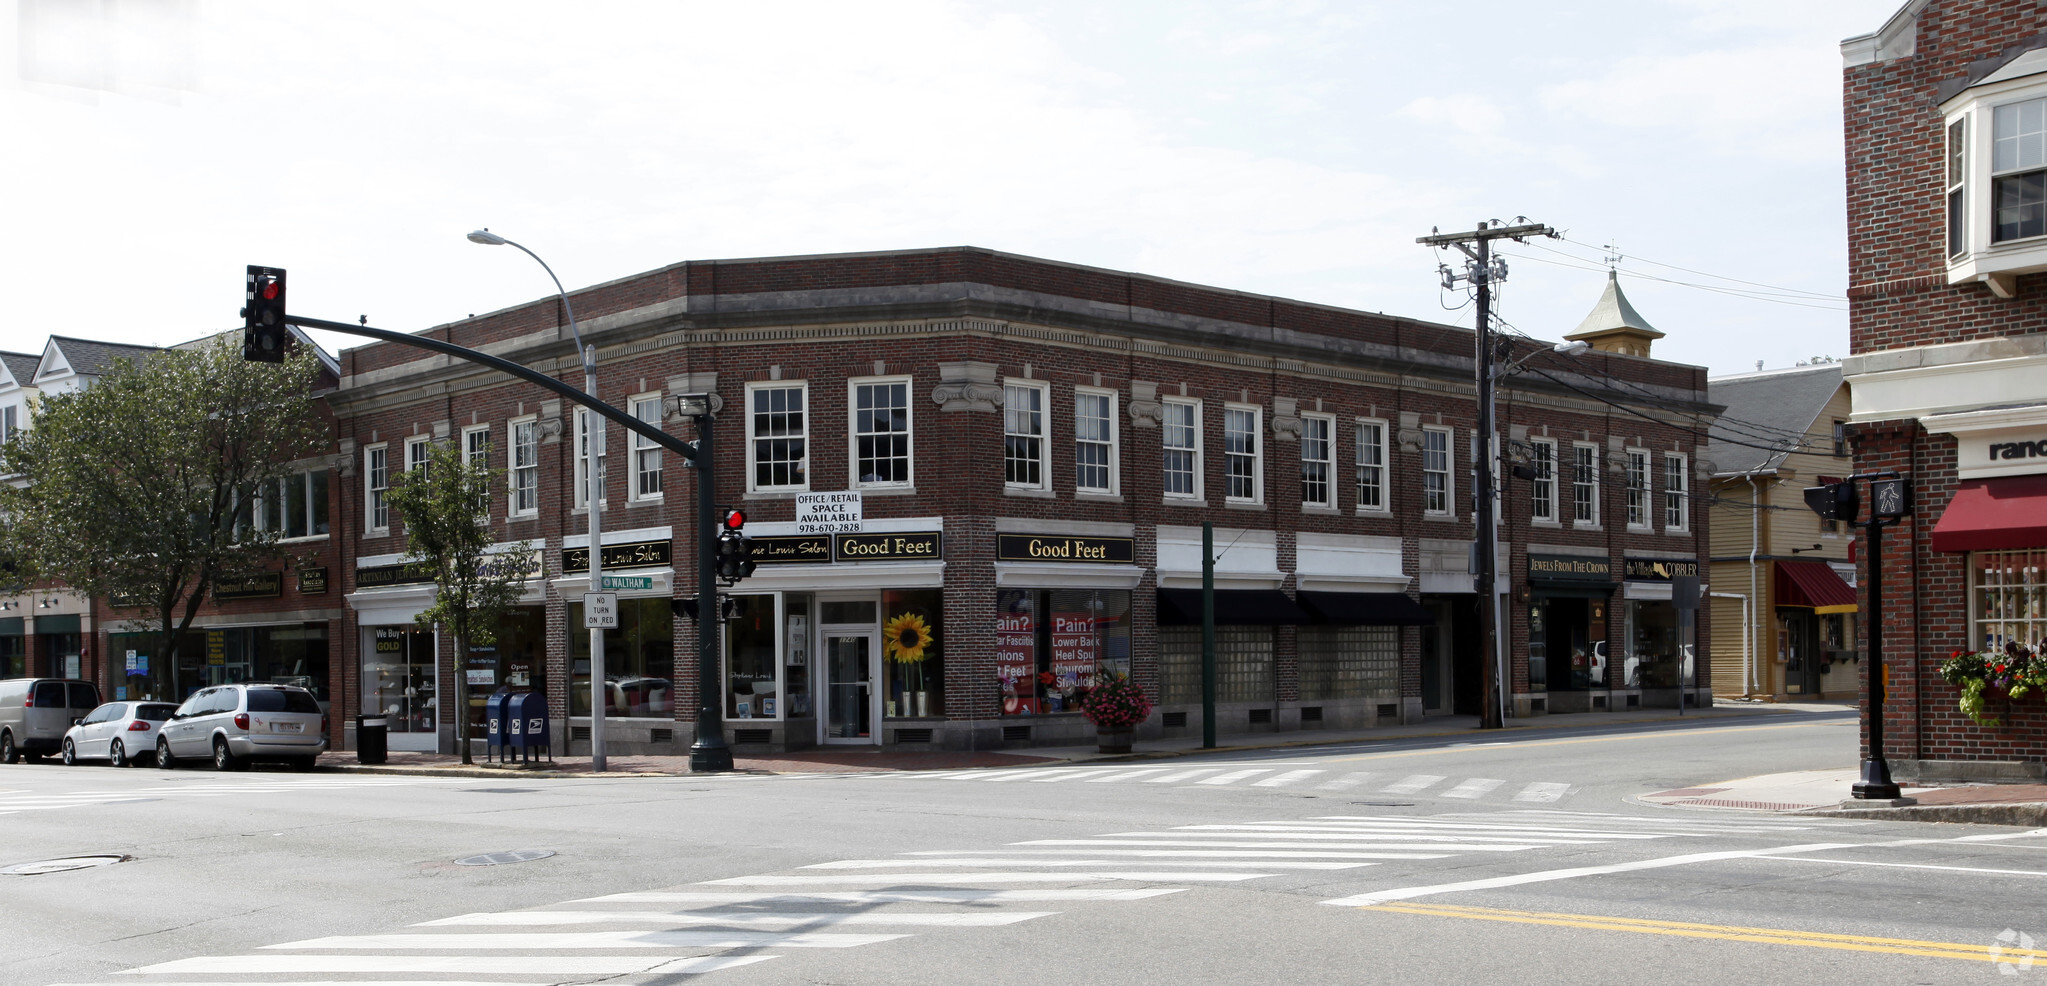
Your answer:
[1939,642,2045,727]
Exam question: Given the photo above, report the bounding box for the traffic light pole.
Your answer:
[691,412,733,773]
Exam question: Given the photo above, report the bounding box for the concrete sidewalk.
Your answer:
[1637,767,2047,827]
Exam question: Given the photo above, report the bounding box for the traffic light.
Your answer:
[716,508,756,583]
[1802,480,1858,522]
[242,265,288,363]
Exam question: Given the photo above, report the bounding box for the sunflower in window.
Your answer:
[884,611,934,664]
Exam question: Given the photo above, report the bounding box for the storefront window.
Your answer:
[1973,549,2047,651]
[110,625,324,704]
[465,607,544,731]
[728,594,778,719]
[784,595,812,718]
[1628,601,1682,688]
[883,589,943,718]
[107,629,205,702]
[568,597,674,717]
[996,588,1130,714]
[0,619,23,679]
[365,627,437,734]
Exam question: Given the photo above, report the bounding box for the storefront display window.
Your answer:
[784,595,812,718]
[568,597,674,717]
[0,618,24,679]
[998,589,1130,714]
[883,589,943,718]
[366,627,436,734]
[728,594,778,719]
[1628,601,1683,688]
[465,607,544,731]
[1973,549,2047,651]
[1297,627,1398,700]
[110,624,326,705]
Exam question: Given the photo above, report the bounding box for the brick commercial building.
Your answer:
[1845,0,2047,780]
[309,246,1713,756]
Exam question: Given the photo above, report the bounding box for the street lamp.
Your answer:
[467,228,613,773]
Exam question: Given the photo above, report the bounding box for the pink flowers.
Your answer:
[1079,674,1152,729]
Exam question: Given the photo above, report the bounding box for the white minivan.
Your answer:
[0,678,103,763]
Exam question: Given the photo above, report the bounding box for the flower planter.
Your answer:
[1096,726,1134,754]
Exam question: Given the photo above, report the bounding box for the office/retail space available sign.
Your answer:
[795,491,863,534]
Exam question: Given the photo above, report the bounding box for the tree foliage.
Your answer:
[0,339,328,674]
[384,440,534,763]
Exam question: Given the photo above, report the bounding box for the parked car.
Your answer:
[0,678,102,763]
[61,701,177,767]
[157,683,327,772]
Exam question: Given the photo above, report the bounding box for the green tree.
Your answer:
[384,440,534,764]
[0,339,328,683]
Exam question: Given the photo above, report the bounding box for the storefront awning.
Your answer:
[1295,590,1434,626]
[1931,475,2047,553]
[1775,560,1858,615]
[1156,588,1309,626]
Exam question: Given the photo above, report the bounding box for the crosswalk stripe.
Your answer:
[1253,769,1325,787]
[699,872,1270,885]
[129,955,776,976]
[1146,768,1225,783]
[1198,769,1273,785]
[416,910,1054,927]
[1514,782,1573,803]
[1178,823,1654,841]
[1315,773,1373,791]
[266,931,902,950]
[808,858,1372,870]
[1378,774,1447,795]
[1010,839,1492,855]
[1028,769,1108,782]
[574,889,1187,904]
[1086,768,1172,782]
[1442,779,1507,799]
[895,849,1417,860]
[983,768,1090,783]
[1103,828,1607,844]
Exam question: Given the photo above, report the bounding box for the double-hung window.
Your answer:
[1355,419,1387,513]
[1663,452,1689,532]
[1528,438,1557,523]
[365,444,389,533]
[852,378,912,487]
[630,395,663,501]
[1950,118,1968,257]
[1421,426,1452,516]
[1625,449,1650,529]
[0,404,16,444]
[463,425,490,470]
[405,435,430,476]
[257,469,330,539]
[1300,414,1333,509]
[1004,381,1049,490]
[1224,405,1262,503]
[1074,388,1117,495]
[1162,399,1201,500]
[1572,442,1599,526]
[509,417,539,516]
[573,409,608,509]
[1995,97,2047,243]
[748,383,808,492]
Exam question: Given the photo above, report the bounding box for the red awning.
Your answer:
[1931,475,2047,553]
[1775,560,1858,614]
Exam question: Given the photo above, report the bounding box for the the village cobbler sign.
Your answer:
[1623,557,1700,582]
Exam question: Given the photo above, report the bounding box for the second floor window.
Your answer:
[1573,443,1599,525]
[1004,382,1048,489]
[574,409,608,509]
[631,396,663,500]
[1422,427,1451,515]
[510,418,538,515]
[1529,439,1556,522]
[1626,449,1650,528]
[1664,453,1689,531]
[749,384,808,491]
[1075,389,1116,494]
[256,469,330,539]
[1301,415,1332,508]
[1356,419,1385,512]
[463,426,490,469]
[1995,97,2047,242]
[0,404,16,444]
[853,380,912,486]
[366,445,389,532]
[1163,399,1200,499]
[1224,406,1261,502]
[405,436,430,475]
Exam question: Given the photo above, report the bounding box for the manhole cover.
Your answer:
[455,849,556,866]
[4,854,132,875]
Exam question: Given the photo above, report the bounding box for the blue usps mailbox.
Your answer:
[507,692,552,763]
[484,693,514,763]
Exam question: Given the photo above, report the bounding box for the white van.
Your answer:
[0,678,103,762]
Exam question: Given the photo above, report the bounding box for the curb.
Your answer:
[1801,802,2047,827]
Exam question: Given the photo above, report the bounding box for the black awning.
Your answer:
[1296,590,1435,626]
[1156,588,1310,626]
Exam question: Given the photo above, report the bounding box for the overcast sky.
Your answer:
[2,0,1899,378]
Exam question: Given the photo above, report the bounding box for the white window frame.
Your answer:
[1300,412,1335,510]
[1162,398,1203,501]
[1421,426,1453,517]
[1073,386,1119,496]
[364,443,390,534]
[849,376,914,490]
[405,435,431,476]
[463,425,491,470]
[746,381,810,494]
[1003,380,1051,492]
[1663,452,1690,533]
[1528,438,1558,525]
[1223,404,1263,505]
[629,393,664,503]
[509,416,539,518]
[255,468,330,540]
[1949,116,1967,259]
[0,403,16,444]
[1971,549,2047,653]
[1572,442,1600,528]
[573,409,608,510]
[1625,448,1651,531]
[1354,418,1388,515]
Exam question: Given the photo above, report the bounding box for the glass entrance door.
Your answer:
[822,632,877,743]
[364,626,438,751]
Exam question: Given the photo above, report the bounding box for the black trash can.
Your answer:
[357,715,388,765]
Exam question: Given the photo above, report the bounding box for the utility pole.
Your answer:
[1417,220,1558,730]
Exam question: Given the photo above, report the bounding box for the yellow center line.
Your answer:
[1324,722,1840,763]
[1362,902,2043,963]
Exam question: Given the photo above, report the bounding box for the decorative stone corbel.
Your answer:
[1270,397,1302,442]
[1397,411,1424,452]
[1127,381,1162,429]
[1607,435,1627,474]
[432,420,452,441]
[333,438,357,478]
[932,361,1002,412]
[538,400,565,444]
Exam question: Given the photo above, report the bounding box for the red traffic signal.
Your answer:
[242,265,288,363]
[723,508,746,531]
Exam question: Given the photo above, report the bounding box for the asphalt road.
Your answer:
[7,706,2045,985]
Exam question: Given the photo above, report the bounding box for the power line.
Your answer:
[1498,251,1849,312]
[1555,234,1843,301]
